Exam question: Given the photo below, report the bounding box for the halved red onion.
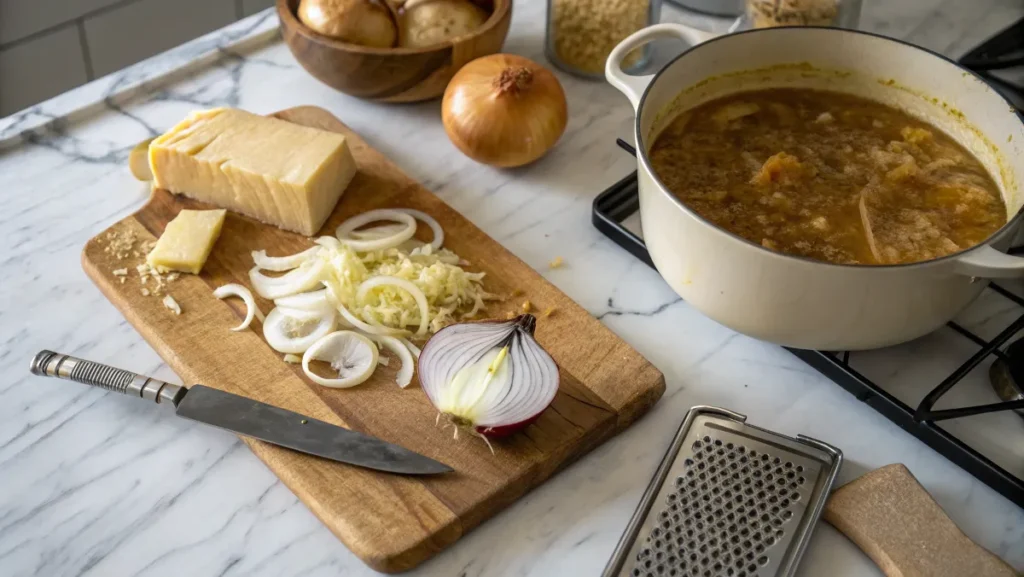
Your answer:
[418,314,558,439]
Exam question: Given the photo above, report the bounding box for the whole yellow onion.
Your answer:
[442,54,568,168]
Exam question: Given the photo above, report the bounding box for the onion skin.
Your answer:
[297,0,397,48]
[475,413,545,438]
[442,54,568,168]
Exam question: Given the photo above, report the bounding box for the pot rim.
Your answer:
[634,25,1024,271]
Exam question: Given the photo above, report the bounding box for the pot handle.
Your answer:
[954,245,1024,278]
[605,23,720,110]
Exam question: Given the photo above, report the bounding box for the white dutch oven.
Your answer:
[606,24,1024,350]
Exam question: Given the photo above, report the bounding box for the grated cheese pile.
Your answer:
[315,241,493,334]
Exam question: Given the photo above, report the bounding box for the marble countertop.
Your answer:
[2,1,1022,575]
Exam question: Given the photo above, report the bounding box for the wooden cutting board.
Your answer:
[82,106,665,573]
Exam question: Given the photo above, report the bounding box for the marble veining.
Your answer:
[1,0,1022,576]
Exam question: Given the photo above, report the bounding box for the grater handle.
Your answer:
[30,350,186,407]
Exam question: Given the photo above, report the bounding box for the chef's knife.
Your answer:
[30,350,452,475]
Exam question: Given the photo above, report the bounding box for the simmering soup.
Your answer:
[649,89,1006,265]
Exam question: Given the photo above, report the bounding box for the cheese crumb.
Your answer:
[136,262,178,296]
[283,354,301,364]
[548,256,564,269]
[162,295,182,315]
[141,288,150,296]
[103,230,138,260]
[543,306,557,317]
[522,300,532,313]
[112,268,128,276]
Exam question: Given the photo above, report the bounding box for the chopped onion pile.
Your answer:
[237,208,493,389]
[419,314,559,442]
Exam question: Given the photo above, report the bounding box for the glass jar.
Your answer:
[742,0,862,30]
[546,0,661,79]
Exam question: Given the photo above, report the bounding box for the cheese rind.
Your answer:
[148,108,357,236]
[147,209,226,274]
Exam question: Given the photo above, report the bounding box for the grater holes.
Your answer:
[628,437,808,577]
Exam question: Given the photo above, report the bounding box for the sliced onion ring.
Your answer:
[399,337,422,360]
[274,288,331,312]
[249,258,327,299]
[302,331,378,388]
[372,335,415,388]
[251,246,320,271]
[336,209,416,252]
[275,306,326,321]
[395,208,444,250]
[314,236,342,250]
[349,223,409,240]
[356,276,430,335]
[263,306,336,354]
[213,283,264,331]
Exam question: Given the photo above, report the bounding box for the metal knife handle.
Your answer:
[30,350,186,407]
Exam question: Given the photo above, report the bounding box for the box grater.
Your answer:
[603,406,842,577]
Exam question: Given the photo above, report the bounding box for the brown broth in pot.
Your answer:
[648,89,1006,265]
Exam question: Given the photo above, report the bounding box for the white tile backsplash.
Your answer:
[0,0,123,44]
[0,24,87,115]
[84,0,236,78]
[0,0,262,117]
[242,0,276,17]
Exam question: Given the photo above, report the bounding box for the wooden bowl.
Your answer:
[278,0,512,103]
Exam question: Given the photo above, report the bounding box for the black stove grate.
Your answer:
[594,137,1024,507]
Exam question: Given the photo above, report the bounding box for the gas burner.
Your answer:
[989,340,1024,418]
[959,17,1024,112]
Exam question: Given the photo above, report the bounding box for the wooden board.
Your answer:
[82,106,664,573]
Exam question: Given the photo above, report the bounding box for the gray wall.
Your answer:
[0,0,275,116]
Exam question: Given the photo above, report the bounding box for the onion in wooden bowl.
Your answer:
[277,0,512,102]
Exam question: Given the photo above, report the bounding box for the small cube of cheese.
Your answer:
[146,209,226,274]
[148,108,356,236]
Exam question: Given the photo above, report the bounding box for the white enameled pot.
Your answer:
[606,24,1024,350]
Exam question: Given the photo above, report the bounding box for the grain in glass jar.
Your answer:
[546,0,659,78]
[744,0,862,29]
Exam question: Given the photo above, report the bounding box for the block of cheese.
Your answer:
[148,108,356,236]
[147,209,226,274]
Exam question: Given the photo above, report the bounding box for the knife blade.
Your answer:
[30,350,452,475]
